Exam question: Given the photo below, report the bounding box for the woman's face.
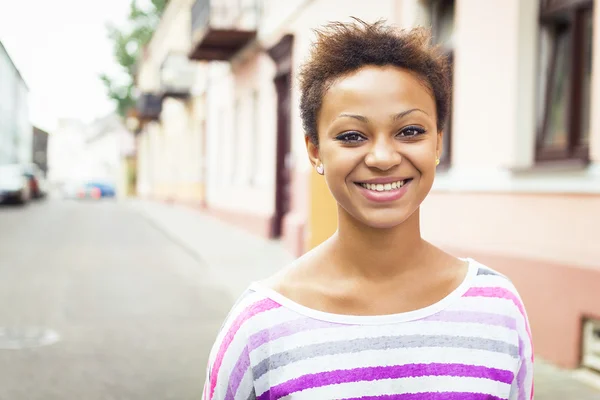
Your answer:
[307,65,442,229]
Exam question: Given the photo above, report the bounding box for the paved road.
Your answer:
[0,199,233,400]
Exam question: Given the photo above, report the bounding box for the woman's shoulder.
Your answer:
[462,258,531,322]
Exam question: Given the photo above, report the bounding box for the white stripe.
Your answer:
[210,292,268,396]
[243,306,301,336]
[472,275,519,292]
[211,291,265,359]
[251,320,519,364]
[450,296,532,350]
[447,296,521,316]
[255,346,519,390]
[282,375,511,399]
[234,368,254,400]
[213,328,249,396]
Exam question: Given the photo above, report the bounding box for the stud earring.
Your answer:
[435,158,440,166]
[316,164,324,175]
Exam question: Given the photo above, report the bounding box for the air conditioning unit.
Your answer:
[582,319,600,372]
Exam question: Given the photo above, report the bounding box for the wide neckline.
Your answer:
[248,258,479,325]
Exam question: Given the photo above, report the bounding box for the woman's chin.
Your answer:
[354,209,414,230]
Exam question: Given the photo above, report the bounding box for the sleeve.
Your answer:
[508,294,534,400]
[202,294,257,400]
[202,340,255,400]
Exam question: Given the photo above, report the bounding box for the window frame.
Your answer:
[536,0,593,163]
[429,0,455,169]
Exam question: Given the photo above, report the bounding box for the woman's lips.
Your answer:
[355,179,412,203]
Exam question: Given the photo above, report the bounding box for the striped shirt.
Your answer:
[203,258,534,400]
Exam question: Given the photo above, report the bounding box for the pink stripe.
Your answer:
[465,286,533,361]
[209,298,280,399]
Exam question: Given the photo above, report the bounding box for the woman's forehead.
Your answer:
[320,66,437,121]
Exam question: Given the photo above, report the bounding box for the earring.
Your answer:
[316,164,324,175]
[435,158,440,166]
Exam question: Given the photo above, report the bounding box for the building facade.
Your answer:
[134,0,600,372]
[0,41,31,166]
[134,0,206,205]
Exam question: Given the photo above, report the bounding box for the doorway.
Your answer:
[267,35,294,238]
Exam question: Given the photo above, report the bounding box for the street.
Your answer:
[0,199,232,400]
[0,198,599,399]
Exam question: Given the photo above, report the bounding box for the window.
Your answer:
[429,0,455,168]
[537,0,593,162]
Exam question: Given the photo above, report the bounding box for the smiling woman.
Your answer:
[203,19,534,400]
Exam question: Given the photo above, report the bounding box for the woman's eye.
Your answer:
[398,126,426,138]
[336,132,365,143]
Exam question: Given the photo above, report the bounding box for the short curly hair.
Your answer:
[299,19,452,145]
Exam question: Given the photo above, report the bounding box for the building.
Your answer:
[134,0,600,373]
[32,126,49,175]
[0,41,31,166]
[134,0,206,205]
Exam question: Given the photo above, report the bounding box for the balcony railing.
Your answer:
[160,53,196,98]
[136,93,162,121]
[189,0,259,61]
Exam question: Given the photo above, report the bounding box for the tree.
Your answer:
[100,0,167,118]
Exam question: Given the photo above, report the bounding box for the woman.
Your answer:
[203,19,533,400]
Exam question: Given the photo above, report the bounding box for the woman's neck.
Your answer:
[328,207,430,281]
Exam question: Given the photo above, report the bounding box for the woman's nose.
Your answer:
[364,138,402,171]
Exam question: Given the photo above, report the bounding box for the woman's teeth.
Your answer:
[359,180,407,192]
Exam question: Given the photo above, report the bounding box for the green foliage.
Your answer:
[100,0,167,117]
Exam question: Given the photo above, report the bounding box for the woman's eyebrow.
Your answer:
[392,108,429,120]
[335,113,369,123]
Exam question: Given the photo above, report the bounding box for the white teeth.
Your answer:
[360,180,406,192]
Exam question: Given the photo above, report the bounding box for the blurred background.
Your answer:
[0,0,599,398]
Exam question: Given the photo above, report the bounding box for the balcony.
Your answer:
[136,93,162,122]
[189,0,259,61]
[160,53,196,98]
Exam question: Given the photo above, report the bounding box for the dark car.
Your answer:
[0,164,31,205]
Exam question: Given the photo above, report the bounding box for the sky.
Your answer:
[0,0,134,132]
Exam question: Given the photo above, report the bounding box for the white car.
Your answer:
[0,164,31,205]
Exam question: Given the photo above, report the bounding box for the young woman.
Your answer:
[203,19,533,400]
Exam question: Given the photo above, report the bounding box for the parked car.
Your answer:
[77,181,116,199]
[22,163,47,199]
[0,164,31,205]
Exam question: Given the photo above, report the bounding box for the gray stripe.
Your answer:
[477,268,501,276]
[246,389,256,400]
[252,334,518,379]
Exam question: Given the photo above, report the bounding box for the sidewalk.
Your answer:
[128,198,600,399]
[128,198,294,298]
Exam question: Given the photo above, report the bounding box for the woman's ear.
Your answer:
[436,130,444,160]
[305,135,322,172]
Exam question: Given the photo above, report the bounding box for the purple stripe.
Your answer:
[224,346,250,400]
[257,363,514,400]
[247,317,337,352]
[341,393,505,400]
[424,310,517,330]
